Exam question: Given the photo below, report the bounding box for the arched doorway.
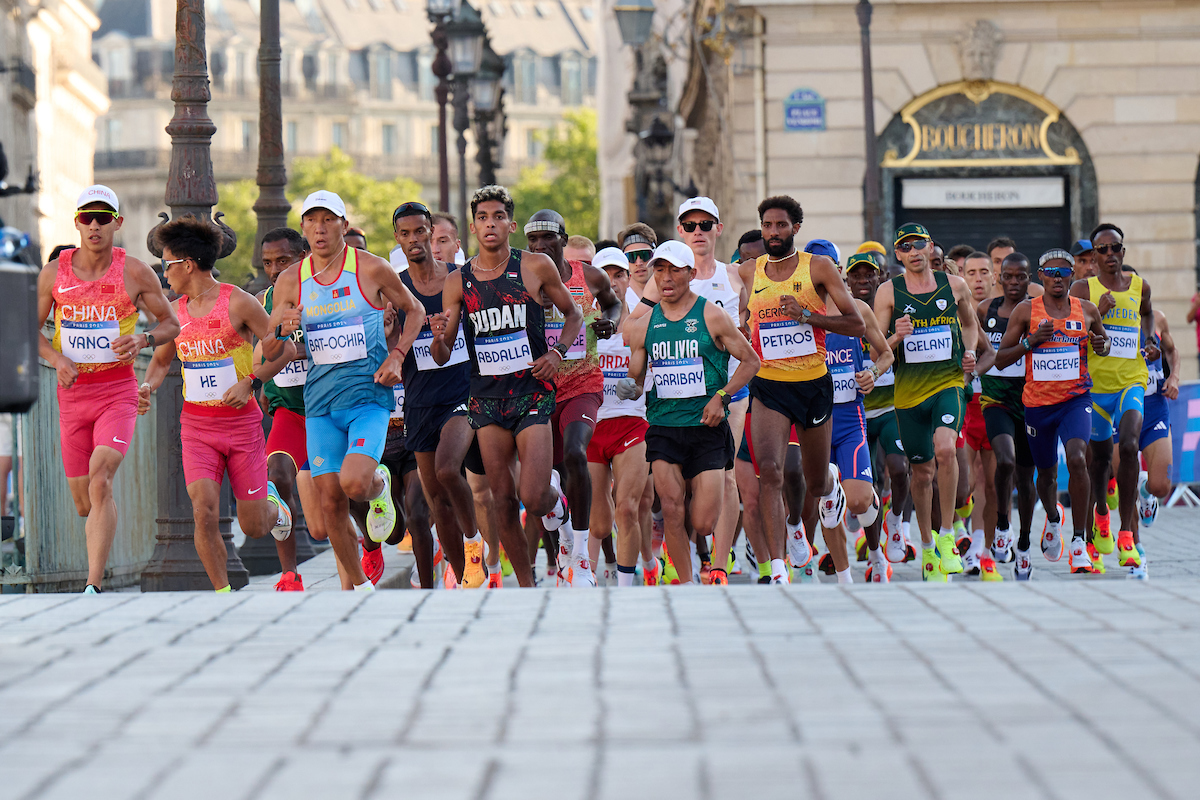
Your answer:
[878,81,1096,258]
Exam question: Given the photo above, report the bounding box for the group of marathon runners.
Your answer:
[36,182,1177,592]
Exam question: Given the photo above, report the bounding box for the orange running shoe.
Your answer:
[486,572,504,589]
[361,547,384,585]
[274,571,304,591]
[1092,510,1115,555]
[699,560,713,584]
[979,557,1003,582]
[443,563,460,589]
[709,568,728,586]
[1116,530,1141,567]
[642,559,662,586]
[462,539,487,588]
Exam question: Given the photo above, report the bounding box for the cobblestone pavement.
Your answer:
[1,510,1197,800]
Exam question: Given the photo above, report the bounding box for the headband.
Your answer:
[524,219,566,236]
[1038,249,1075,267]
[622,234,654,248]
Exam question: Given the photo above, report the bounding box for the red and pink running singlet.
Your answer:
[175,283,259,418]
[51,247,139,383]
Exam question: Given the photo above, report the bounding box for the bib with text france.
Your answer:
[61,320,119,364]
[831,362,858,404]
[391,384,405,420]
[652,357,706,399]
[1031,345,1080,382]
[758,319,816,361]
[307,317,368,365]
[184,358,237,402]
[414,327,469,371]
[476,330,533,376]
[544,321,586,360]
[273,358,308,387]
[904,324,952,363]
[1103,322,1138,359]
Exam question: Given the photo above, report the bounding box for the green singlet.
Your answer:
[644,296,730,427]
[890,270,964,409]
[262,285,307,415]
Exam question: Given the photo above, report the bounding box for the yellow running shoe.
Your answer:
[462,539,487,588]
[922,546,948,582]
[396,534,414,553]
[1092,510,1115,555]
[854,532,869,562]
[936,531,964,574]
[1088,543,1106,574]
[1106,476,1119,511]
[979,556,1003,582]
[1117,531,1141,567]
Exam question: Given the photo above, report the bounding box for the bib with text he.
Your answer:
[273,358,308,387]
[904,324,952,364]
[831,361,858,404]
[1031,344,1081,382]
[414,327,469,371]
[307,316,368,365]
[184,358,237,402]
[544,320,586,360]
[61,320,119,364]
[757,319,816,361]
[1103,322,1138,359]
[476,330,533,376]
[651,357,706,399]
[391,384,405,420]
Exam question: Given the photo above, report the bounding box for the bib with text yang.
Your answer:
[60,320,119,364]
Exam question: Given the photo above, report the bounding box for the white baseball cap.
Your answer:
[593,246,629,272]
[300,190,347,219]
[76,185,119,213]
[677,196,719,223]
[650,240,695,270]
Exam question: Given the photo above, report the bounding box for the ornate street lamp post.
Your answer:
[472,40,505,187]
[857,0,882,243]
[446,1,485,227]
[427,0,461,212]
[250,0,290,293]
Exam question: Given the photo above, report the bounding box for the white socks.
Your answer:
[836,568,853,584]
[967,529,985,558]
[770,558,787,580]
[573,528,590,561]
[354,581,375,592]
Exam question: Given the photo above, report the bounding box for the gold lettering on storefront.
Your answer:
[919,122,1039,154]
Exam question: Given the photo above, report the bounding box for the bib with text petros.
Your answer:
[414,327,469,371]
[1031,345,1081,382]
[476,330,534,376]
[60,320,120,364]
[307,317,368,365]
[904,324,952,363]
[183,358,237,402]
[757,320,817,361]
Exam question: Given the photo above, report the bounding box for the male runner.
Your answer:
[392,201,483,587]
[987,237,1016,274]
[1070,240,1097,281]
[36,185,180,593]
[874,223,981,582]
[1071,223,1157,568]
[619,240,760,584]
[268,190,426,591]
[995,249,1107,577]
[431,212,465,265]
[736,230,767,265]
[140,216,292,591]
[432,185,583,587]
[563,235,596,264]
[737,196,865,584]
[946,244,974,272]
[618,223,657,303]
[952,251,995,559]
[524,209,621,585]
[587,247,657,586]
[257,227,316,591]
[345,228,368,252]
[975,253,1037,579]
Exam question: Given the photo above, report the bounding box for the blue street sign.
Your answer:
[784,89,825,131]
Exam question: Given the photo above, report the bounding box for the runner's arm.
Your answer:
[706,300,760,397]
[623,315,649,393]
[585,263,621,339]
[951,275,981,354]
[994,302,1032,370]
[1157,309,1181,399]
[1139,280,1157,361]
[529,252,583,380]
[793,255,864,337]
[367,254,425,361]
[973,329,996,376]
[1084,300,1109,355]
[859,300,893,375]
[263,264,302,359]
[432,269,463,366]
[737,259,754,330]
[224,287,297,407]
[627,273,661,321]
[138,334,178,415]
[36,262,79,388]
[251,338,298,383]
[1187,291,1200,324]
[872,280,901,349]
[117,256,180,360]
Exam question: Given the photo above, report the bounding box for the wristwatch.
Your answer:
[798,307,813,324]
[552,341,571,358]
[1021,337,1033,351]
[250,376,263,392]
[143,333,156,350]
[716,389,731,407]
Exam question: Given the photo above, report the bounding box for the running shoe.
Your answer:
[905,542,918,563]
[565,555,597,587]
[397,534,414,554]
[366,467,396,543]
[979,557,1003,582]
[992,527,1014,560]
[953,520,970,555]
[1092,510,1115,555]
[643,558,662,586]
[462,539,487,588]
[727,552,742,576]
[921,546,948,582]
[662,555,680,585]
[266,481,292,541]
[884,521,908,564]
[1041,503,1066,562]
[699,560,712,585]
[757,575,772,584]
[818,551,837,576]
[1117,530,1141,567]
[362,546,384,585]
[1106,476,1119,511]
[786,520,812,569]
[1088,543,1106,574]
[541,469,569,531]
[1014,549,1033,581]
[602,562,618,587]
[83,584,101,594]
[795,557,817,583]
[935,530,963,574]
[486,572,504,589]
[856,488,881,528]
[709,568,729,586]
[1128,548,1148,580]
[1068,538,1093,574]
[770,572,791,585]
[854,532,869,562]
[818,464,846,529]
[963,549,981,576]
[1137,473,1159,528]
[865,559,891,583]
[274,570,304,591]
[443,563,460,589]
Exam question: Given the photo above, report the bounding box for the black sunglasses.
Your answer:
[393,202,431,223]
[75,210,118,226]
[1094,243,1123,255]
[625,249,653,263]
[680,220,716,233]
[895,240,930,253]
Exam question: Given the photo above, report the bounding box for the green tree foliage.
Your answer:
[215,147,423,285]
[512,108,599,242]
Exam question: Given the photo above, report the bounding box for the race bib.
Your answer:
[60,320,119,364]
[544,321,586,360]
[1147,367,1162,396]
[1103,322,1138,359]
[476,331,533,376]
[986,356,1025,378]
[273,358,308,387]
[865,358,894,387]
[904,325,952,363]
[757,320,816,360]
[602,369,626,400]
[390,384,405,420]
[830,362,858,404]
[651,357,706,399]
[1031,345,1080,382]
[413,327,469,371]
[307,317,368,365]
[184,358,237,402]
[971,376,982,395]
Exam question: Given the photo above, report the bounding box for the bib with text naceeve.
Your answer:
[307,317,368,365]
[757,319,816,361]
[651,357,706,399]
[904,324,952,363]
[1103,322,1138,359]
[544,321,586,360]
[60,320,119,364]
[475,330,533,376]
[184,358,237,402]
[414,327,469,371]
[273,358,308,387]
[1031,345,1081,382]
[831,362,858,404]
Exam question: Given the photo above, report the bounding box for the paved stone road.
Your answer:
[2,510,1198,800]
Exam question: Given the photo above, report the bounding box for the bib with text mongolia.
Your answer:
[651,357,705,399]
[544,321,586,360]
[1031,345,1080,382]
[273,358,308,387]
[831,362,858,404]
[904,324,952,363]
[184,358,237,402]
[307,316,368,365]
[61,320,119,364]
[476,331,533,376]
[391,384,405,420]
[414,327,469,371]
[1103,322,1138,359]
[757,319,816,361]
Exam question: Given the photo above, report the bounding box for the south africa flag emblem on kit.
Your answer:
[331,286,350,299]
[1065,320,1083,331]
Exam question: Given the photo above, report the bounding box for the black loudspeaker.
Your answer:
[0,257,40,413]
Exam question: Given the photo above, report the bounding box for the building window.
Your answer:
[287,121,298,153]
[242,120,255,152]
[511,2,525,16]
[526,128,544,159]
[333,122,348,149]
[514,51,537,105]
[383,124,397,155]
[372,49,392,100]
[302,53,318,90]
[417,49,434,102]
[236,50,247,95]
[105,118,122,151]
[326,52,339,86]
[561,54,582,106]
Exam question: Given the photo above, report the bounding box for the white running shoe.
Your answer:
[542,469,569,531]
[963,549,981,575]
[992,526,1013,556]
[1041,503,1066,562]
[1128,563,1149,581]
[884,517,907,564]
[855,488,881,528]
[366,467,396,543]
[267,480,292,541]
[567,555,597,587]
[1014,549,1033,581]
[786,519,810,568]
[819,464,846,529]
[1137,473,1159,528]
[1069,537,1092,574]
